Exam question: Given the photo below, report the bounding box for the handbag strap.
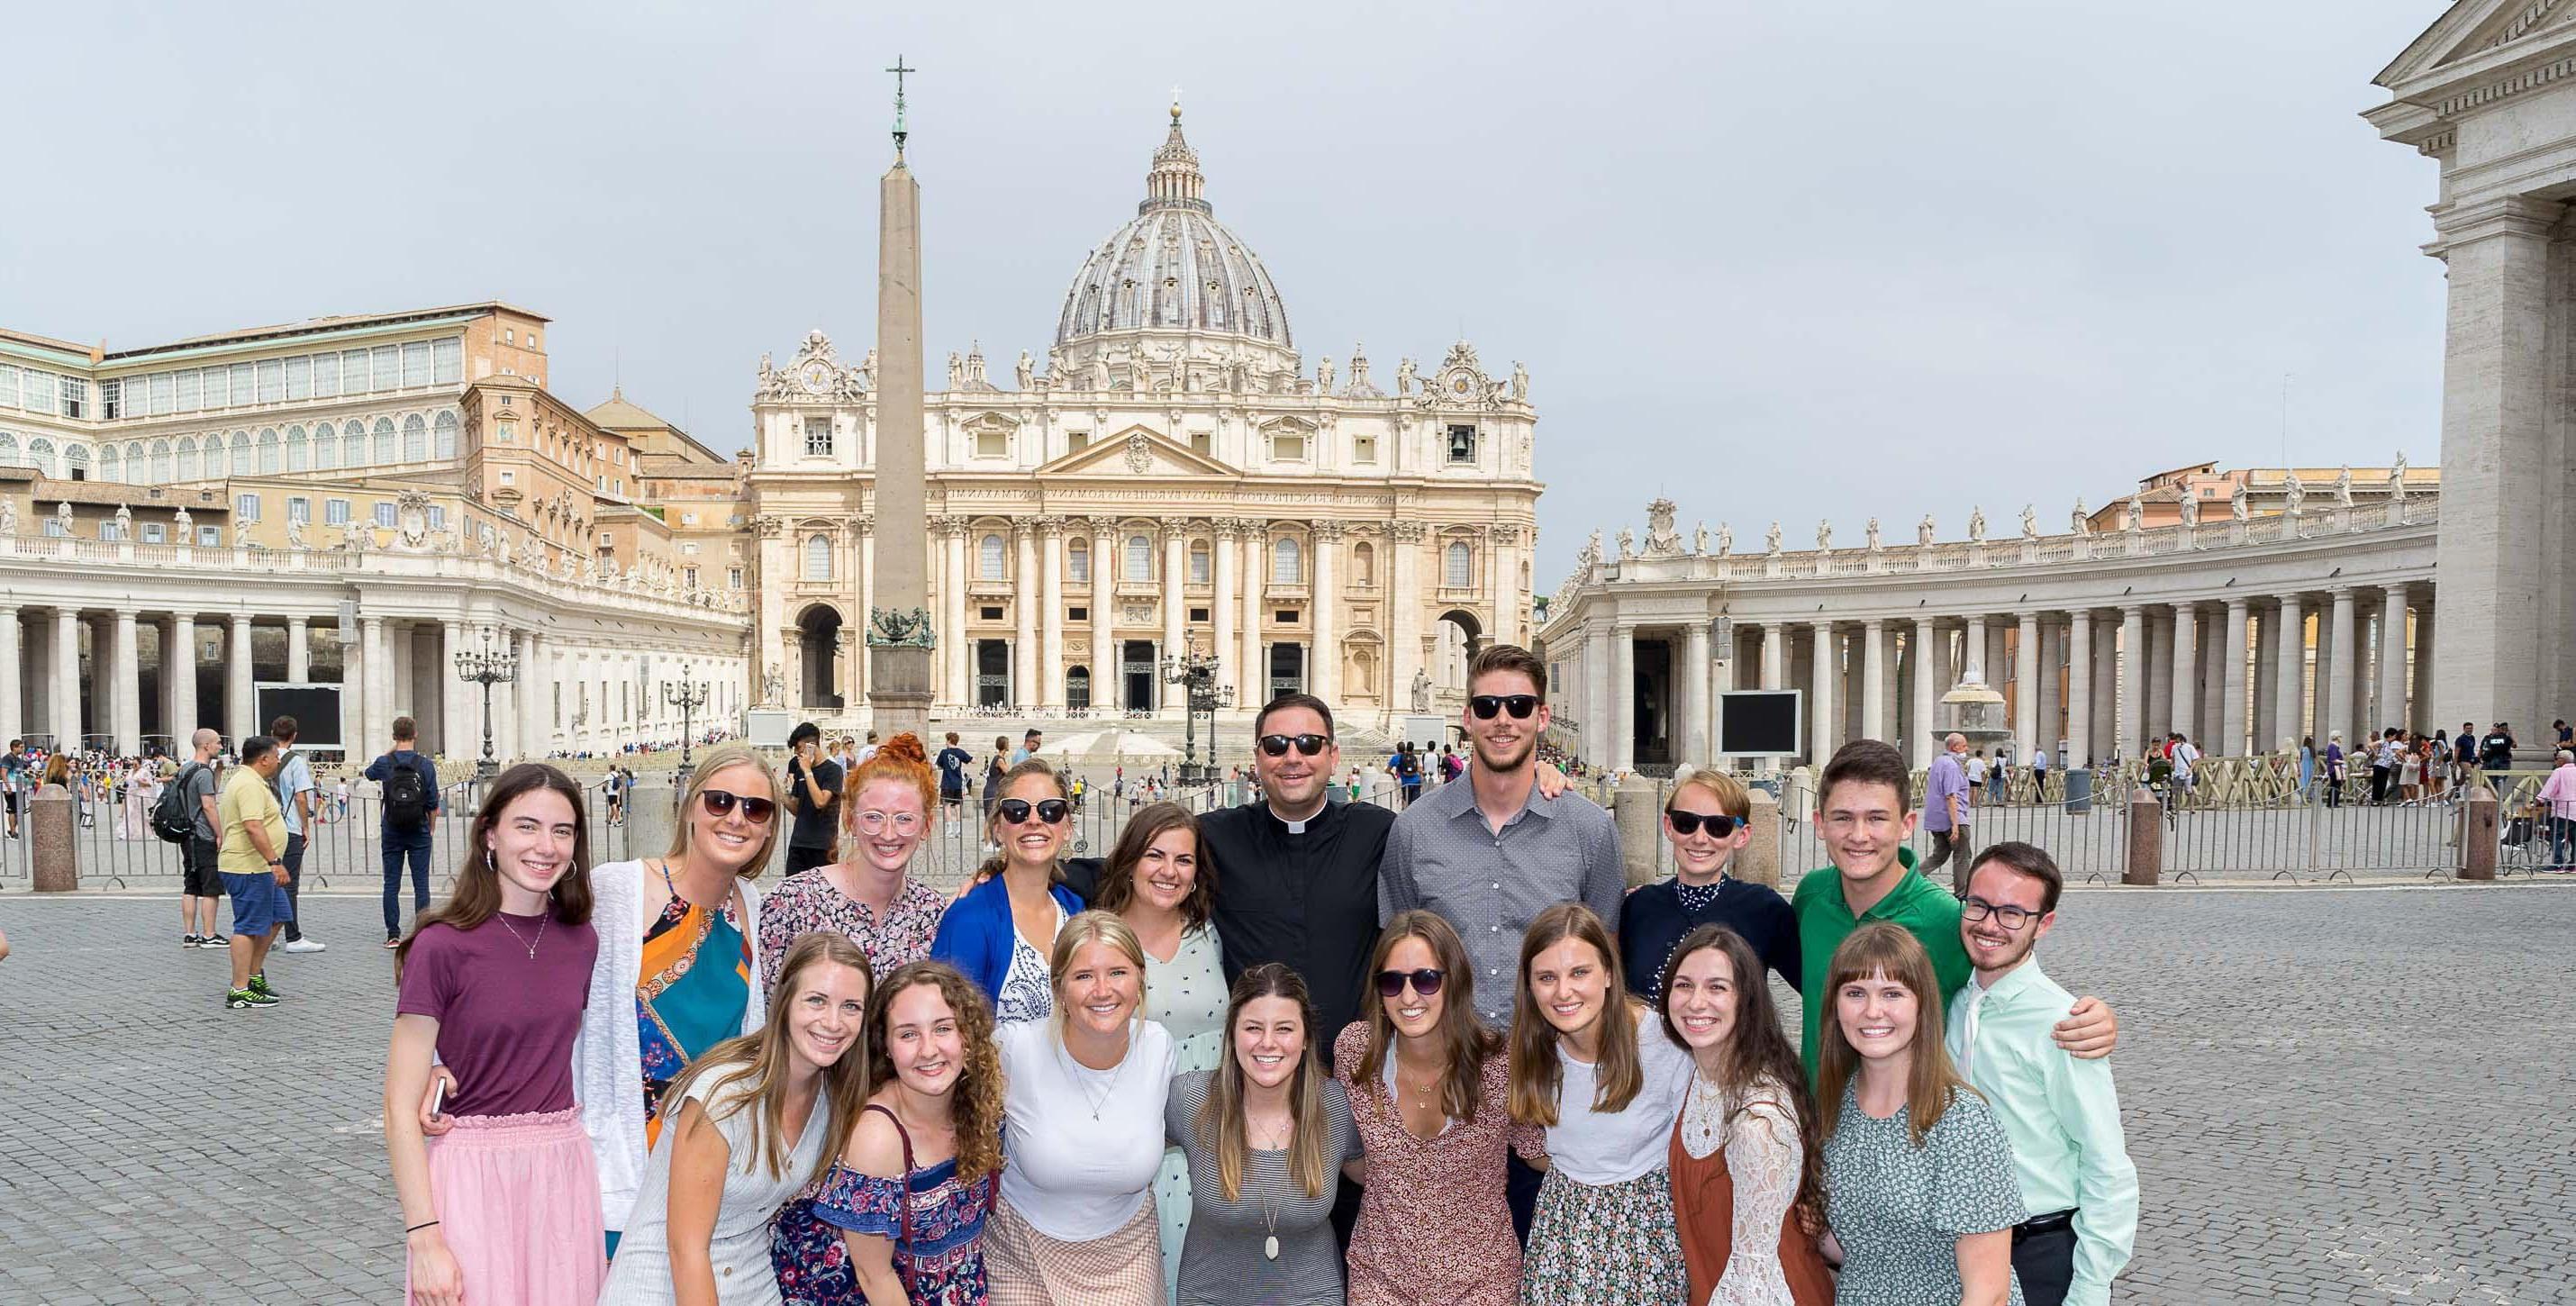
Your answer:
[861,1103,919,1294]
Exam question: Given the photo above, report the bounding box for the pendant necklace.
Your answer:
[1249,1113,1293,1259]
[493,911,547,960]
[1062,1031,1129,1120]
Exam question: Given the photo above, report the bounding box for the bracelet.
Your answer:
[405,1220,440,1235]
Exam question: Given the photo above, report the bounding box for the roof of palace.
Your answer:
[1052,106,1293,352]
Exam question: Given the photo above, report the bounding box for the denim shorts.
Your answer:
[220,871,294,936]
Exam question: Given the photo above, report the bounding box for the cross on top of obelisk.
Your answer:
[887,55,916,159]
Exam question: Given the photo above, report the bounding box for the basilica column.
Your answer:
[1039,518,1066,708]
[1486,525,1518,648]
[1312,522,1341,703]
[1211,521,1238,706]
[2221,598,2250,756]
[2327,587,2358,748]
[1238,522,1265,712]
[2118,605,2146,759]
[1809,621,1837,765]
[1014,522,1040,709]
[1683,617,1711,764]
[942,520,970,708]
[1611,623,1637,773]
[2064,610,2092,768]
[228,612,256,747]
[1387,522,1423,718]
[756,516,788,700]
[112,608,141,756]
[1160,524,1188,709]
[1088,517,1116,711]
[1909,618,1937,766]
[1860,619,1886,741]
[2376,586,2409,734]
[0,607,19,748]
[171,613,200,741]
[2169,603,2198,745]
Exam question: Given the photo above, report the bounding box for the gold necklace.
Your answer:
[492,911,547,960]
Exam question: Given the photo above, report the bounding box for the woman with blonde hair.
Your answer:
[759,733,952,989]
[1507,902,1692,1305]
[983,910,1177,1304]
[930,759,1084,1024]
[775,959,1008,1305]
[600,932,874,1303]
[1817,922,2026,1305]
[1336,911,1537,1306]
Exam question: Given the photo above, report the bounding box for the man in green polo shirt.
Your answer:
[1791,739,2118,1079]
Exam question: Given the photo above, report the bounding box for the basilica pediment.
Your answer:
[2377,0,2576,90]
[1038,426,1238,480]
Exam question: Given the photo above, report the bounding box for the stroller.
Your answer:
[2500,803,2547,876]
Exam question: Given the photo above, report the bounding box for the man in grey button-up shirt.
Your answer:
[1377,644,1626,1026]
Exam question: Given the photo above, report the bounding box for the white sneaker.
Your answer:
[280,938,328,954]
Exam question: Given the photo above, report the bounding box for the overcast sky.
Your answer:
[2,1,2449,585]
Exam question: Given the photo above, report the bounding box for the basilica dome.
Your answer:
[1053,107,1293,353]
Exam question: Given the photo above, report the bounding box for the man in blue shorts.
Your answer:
[217,735,293,1010]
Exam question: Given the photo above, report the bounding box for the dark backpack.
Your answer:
[383,755,431,830]
[1397,752,1420,780]
[150,763,204,845]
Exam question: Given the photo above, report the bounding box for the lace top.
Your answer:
[1679,1074,1804,1306]
[992,904,1065,1026]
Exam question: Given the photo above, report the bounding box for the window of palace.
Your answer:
[374,417,396,463]
[286,425,308,472]
[804,418,833,457]
[374,502,397,529]
[404,414,428,461]
[980,533,1006,579]
[197,525,220,547]
[235,494,260,521]
[258,429,281,475]
[142,521,165,544]
[435,412,458,459]
[1447,424,1477,464]
[1445,540,1472,588]
[684,566,699,588]
[326,499,350,525]
[288,497,310,524]
[728,567,745,589]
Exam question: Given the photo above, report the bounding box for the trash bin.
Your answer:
[2063,766,2093,816]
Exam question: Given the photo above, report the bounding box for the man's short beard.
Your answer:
[1475,736,1534,773]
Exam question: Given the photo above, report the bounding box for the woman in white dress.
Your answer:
[600,932,875,1304]
[1094,802,1226,1297]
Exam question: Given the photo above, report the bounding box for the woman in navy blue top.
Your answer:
[1615,769,1799,1002]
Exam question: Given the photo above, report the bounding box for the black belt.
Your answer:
[2012,1210,2077,1242]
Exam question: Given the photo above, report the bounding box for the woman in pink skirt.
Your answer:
[382,763,605,1305]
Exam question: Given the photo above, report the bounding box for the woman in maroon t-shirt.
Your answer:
[384,764,603,1306]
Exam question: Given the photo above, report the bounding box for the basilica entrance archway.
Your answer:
[797,606,843,711]
[1434,608,1484,703]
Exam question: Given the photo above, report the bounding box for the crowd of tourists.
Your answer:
[371,640,2136,1306]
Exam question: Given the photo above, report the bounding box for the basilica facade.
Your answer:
[746,108,1543,726]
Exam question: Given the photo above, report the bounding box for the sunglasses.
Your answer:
[1375,967,1447,998]
[996,798,1071,825]
[1468,694,1538,720]
[1258,733,1331,757]
[701,789,776,823]
[1665,811,1740,838]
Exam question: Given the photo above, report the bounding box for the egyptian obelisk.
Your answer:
[865,57,934,738]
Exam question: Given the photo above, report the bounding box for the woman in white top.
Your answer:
[600,933,875,1304]
[1093,802,1226,1297]
[1658,926,1833,1306]
[984,910,1178,1305]
[1507,902,1693,1306]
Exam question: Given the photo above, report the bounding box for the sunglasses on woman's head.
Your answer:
[1257,733,1330,757]
[1468,694,1538,720]
[996,798,1070,825]
[1375,967,1446,998]
[701,789,776,823]
[1665,811,1739,838]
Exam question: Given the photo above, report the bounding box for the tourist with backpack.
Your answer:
[156,729,229,948]
[1392,742,1423,807]
[366,715,444,949]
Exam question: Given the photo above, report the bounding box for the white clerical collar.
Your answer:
[1269,803,1324,835]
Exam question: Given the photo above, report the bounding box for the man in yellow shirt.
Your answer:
[217,735,292,1010]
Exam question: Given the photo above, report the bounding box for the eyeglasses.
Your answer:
[1258,733,1331,757]
[701,789,777,823]
[1957,895,2041,930]
[854,810,922,834]
[1468,694,1539,720]
[996,798,1070,825]
[1375,967,1447,998]
[1665,811,1740,838]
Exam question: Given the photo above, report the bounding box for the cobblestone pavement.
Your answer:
[1,884,2569,1304]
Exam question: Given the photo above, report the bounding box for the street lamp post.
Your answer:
[1160,647,1229,789]
[665,677,712,786]
[451,626,519,784]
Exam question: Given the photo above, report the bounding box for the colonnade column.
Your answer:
[1039,519,1066,708]
[360,615,388,756]
[227,612,255,747]
[2012,614,2038,747]
[2221,598,2250,756]
[171,613,200,740]
[286,616,310,683]
[1585,622,1613,766]
[1810,621,1837,765]
[442,620,473,758]
[53,610,81,748]
[1212,521,1239,708]
[2252,606,2279,752]
[1860,620,1886,741]
[1312,523,1341,703]
[516,630,547,759]
[0,608,18,747]
[1241,522,1268,712]
[2376,586,2409,733]
[1683,618,1712,764]
[2410,600,2435,740]
[2064,611,2092,768]
[2168,604,2198,745]
[1909,618,1936,766]
[2327,587,2358,748]
[1760,622,1783,690]
[1610,625,1637,773]
[1088,518,1116,712]
[112,608,141,756]
[1962,615,1987,685]
[2118,605,2146,760]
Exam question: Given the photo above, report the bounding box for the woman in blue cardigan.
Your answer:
[931,759,1085,1023]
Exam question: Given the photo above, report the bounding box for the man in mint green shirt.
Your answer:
[1790,739,2118,1081]
[1948,841,2137,1306]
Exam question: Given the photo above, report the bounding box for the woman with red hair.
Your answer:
[758,733,951,989]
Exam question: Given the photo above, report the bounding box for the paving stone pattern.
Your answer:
[0,884,2569,1304]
